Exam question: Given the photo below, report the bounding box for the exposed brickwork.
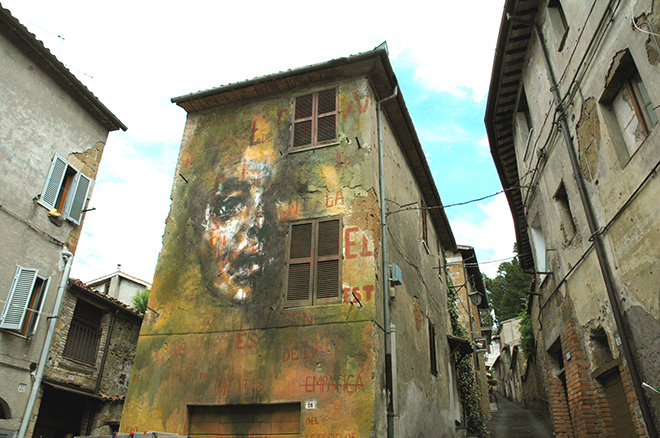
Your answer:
[547,321,649,437]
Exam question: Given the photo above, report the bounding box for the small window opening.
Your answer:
[553,181,577,244]
[429,321,438,377]
[548,0,569,51]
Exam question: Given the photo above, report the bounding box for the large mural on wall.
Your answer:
[122,79,383,437]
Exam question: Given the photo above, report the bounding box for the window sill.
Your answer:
[288,141,340,155]
[63,355,98,369]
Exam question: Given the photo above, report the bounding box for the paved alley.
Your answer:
[487,393,554,438]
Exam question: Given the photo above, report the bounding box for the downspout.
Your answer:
[377,85,398,438]
[532,22,658,437]
[18,248,74,438]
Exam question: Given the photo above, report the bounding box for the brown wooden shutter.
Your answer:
[293,94,313,148]
[316,89,337,144]
[315,219,340,301]
[286,222,313,304]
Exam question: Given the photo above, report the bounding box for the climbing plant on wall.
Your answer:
[447,275,489,438]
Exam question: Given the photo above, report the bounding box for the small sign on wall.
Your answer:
[304,400,317,410]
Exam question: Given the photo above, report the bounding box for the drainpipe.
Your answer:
[18,248,74,438]
[377,85,398,438]
[531,22,658,437]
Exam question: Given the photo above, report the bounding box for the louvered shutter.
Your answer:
[66,172,91,224]
[286,222,313,304]
[0,266,38,330]
[293,93,314,148]
[39,154,68,210]
[316,89,337,144]
[315,219,340,301]
[27,277,50,336]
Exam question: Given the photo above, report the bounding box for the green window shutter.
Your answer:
[66,172,91,225]
[39,154,68,210]
[0,266,38,331]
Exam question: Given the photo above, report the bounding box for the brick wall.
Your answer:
[546,320,648,437]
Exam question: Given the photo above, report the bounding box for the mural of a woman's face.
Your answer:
[200,154,270,301]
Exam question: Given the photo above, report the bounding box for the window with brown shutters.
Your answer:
[286,217,341,306]
[292,89,337,150]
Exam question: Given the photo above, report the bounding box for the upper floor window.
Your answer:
[39,153,92,225]
[292,89,337,150]
[429,321,438,377]
[601,50,658,160]
[285,217,341,306]
[548,0,569,51]
[0,266,50,336]
[517,88,534,162]
[63,299,103,365]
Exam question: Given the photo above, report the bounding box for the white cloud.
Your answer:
[449,194,516,278]
[4,0,508,283]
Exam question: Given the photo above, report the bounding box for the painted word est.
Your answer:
[343,284,375,304]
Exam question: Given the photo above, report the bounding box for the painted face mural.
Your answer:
[200,146,273,301]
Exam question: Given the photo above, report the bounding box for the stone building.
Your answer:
[490,317,524,404]
[446,245,491,421]
[0,6,125,438]
[32,279,142,438]
[86,269,151,308]
[486,0,660,436]
[121,45,484,437]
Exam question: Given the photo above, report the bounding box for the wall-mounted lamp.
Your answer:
[468,291,483,307]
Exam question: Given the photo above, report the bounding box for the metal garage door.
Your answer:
[189,404,300,438]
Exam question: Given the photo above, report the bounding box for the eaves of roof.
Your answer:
[86,270,152,288]
[0,6,127,132]
[69,279,143,319]
[457,245,488,308]
[171,44,456,251]
[485,0,540,272]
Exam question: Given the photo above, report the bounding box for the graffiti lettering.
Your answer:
[341,91,370,120]
[344,227,373,259]
[305,417,319,425]
[249,119,273,146]
[336,150,352,170]
[306,434,356,438]
[301,374,364,394]
[343,285,375,303]
[236,331,258,350]
[325,190,345,208]
[278,200,300,221]
[218,377,264,398]
[283,340,333,362]
[284,311,316,325]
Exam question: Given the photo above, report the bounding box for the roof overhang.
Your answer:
[485,0,540,271]
[0,7,127,132]
[172,45,456,251]
[447,334,473,356]
[456,245,488,308]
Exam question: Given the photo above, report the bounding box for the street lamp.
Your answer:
[468,291,483,307]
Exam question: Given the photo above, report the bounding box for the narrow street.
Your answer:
[487,393,554,438]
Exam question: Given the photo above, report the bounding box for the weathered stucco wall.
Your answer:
[378,110,461,437]
[0,27,110,434]
[122,77,384,437]
[509,0,660,433]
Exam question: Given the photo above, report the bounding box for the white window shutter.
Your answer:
[39,154,68,210]
[0,266,38,330]
[28,277,50,336]
[66,172,91,225]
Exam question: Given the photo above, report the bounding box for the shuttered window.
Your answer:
[63,300,103,366]
[286,218,341,306]
[39,153,92,225]
[292,89,337,150]
[0,266,50,335]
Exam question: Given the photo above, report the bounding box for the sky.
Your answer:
[3,0,515,281]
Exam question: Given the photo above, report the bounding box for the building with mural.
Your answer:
[0,6,125,438]
[121,45,484,437]
[487,0,660,436]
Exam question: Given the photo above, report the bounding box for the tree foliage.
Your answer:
[519,310,535,360]
[132,288,150,313]
[484,246,533,323]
